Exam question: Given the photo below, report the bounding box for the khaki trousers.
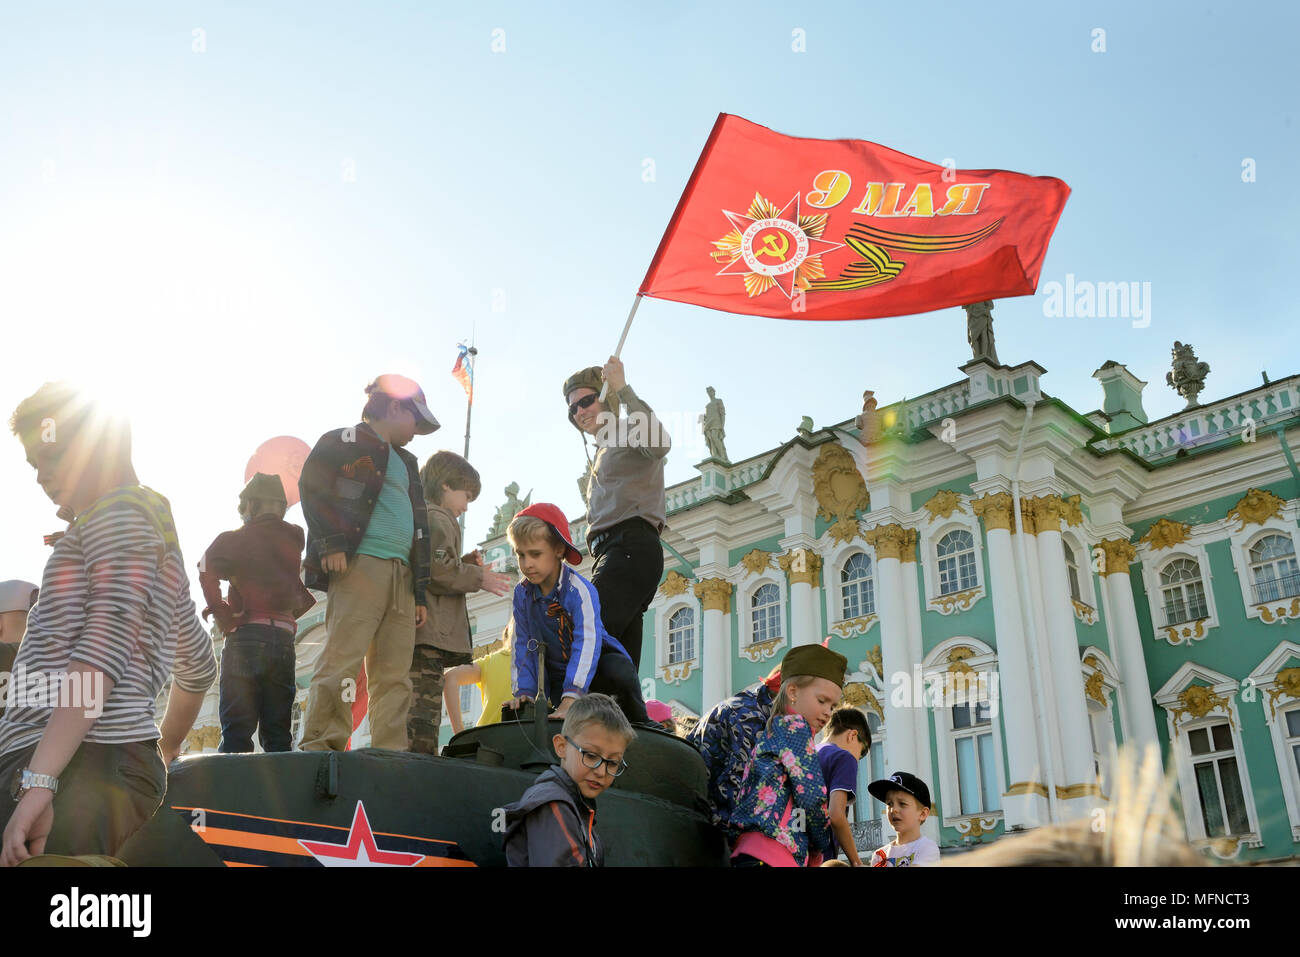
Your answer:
[300,554,416,751]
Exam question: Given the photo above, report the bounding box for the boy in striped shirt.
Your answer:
[0,383,217,865]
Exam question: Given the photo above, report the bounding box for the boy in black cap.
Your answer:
[868,771,941,866]
[199,473,315,752]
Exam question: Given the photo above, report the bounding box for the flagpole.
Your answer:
[463,346,476,459]
[597,294,643,402]
[460,344,477,535]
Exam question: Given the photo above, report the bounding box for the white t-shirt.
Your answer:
[872,835,941,867]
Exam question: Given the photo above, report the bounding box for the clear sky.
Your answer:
[2,1,1297,606]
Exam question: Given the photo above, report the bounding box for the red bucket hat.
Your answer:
[514,503,583,565]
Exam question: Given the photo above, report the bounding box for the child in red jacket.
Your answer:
[199,473,315,752]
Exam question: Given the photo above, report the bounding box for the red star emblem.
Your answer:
[713,192,843,299]
[298,801,426,867]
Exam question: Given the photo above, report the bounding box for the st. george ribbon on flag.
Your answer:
[599,113,1070,396]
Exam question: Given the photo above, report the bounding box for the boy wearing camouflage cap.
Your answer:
[199,473,315,752]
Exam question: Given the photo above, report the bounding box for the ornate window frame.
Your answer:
[1137,541,1220,646]
[740,572,787,662]
[1226,499,1300,625]
[1245,640,1300,843]
[919,512,987,616]
[822,536,880,640]
[665,604,697,663]
[922,636,1004,834]
[1153,662,1262,852]
[1062,528,1101,625]
[1080,647,1121,796]
[650,589,701,686]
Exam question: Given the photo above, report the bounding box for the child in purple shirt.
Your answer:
[816,707,872,866]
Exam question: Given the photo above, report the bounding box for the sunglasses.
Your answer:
[567,394,599,418]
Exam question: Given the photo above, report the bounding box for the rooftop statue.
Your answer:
[1166,341,1211,410]
[963,300,999,365]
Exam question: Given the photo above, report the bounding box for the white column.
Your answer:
[779,536,822,647]
[973,493,1048,827]
[694,578,733,712]
[1033,498,1104,819]
[789,580,814,647]
[898,537,933,783]
[898,532,940,843]
[1100,540,1160,753]
[1018,508,1068,817]
[865,524,920,775]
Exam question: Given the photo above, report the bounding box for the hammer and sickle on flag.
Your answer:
[755,232,790,260]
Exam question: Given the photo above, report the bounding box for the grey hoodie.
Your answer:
[502,766,603,867]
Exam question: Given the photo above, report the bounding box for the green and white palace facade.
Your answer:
[467,355,1300,863]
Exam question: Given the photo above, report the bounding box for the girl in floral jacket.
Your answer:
[729,645,848,867]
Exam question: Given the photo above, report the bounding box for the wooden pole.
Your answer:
[459,345,477,535]
[597,295,643,402]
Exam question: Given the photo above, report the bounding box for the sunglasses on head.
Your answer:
[568,394,599,418]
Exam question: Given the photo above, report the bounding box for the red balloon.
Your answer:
[245,436,311,508]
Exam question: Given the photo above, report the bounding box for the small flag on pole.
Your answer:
[452,344,474,401]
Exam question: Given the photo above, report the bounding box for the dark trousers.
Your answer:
[546,649,649,724]
[589,519,663,670]
[0,739,166,859]
[408,645,473,754]
[219,624,298,753]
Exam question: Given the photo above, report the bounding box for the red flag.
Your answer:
[640,114,1069,320]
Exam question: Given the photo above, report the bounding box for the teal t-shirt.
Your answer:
[356,448,415,563]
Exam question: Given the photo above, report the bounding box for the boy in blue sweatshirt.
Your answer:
[503,503,648,724]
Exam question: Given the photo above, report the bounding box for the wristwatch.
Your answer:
[10,769,58,801]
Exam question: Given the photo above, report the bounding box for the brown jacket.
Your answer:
[415,503,484,653]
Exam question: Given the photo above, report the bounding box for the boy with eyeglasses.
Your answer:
[502,693,635,867]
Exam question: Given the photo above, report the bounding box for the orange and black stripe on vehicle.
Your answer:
[173,805,476,867]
